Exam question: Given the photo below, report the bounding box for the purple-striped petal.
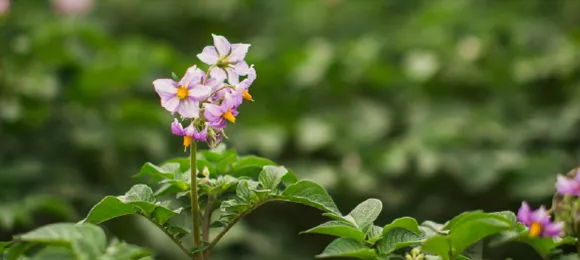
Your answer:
[188,86,212,101]
[193,126,208,141]
[517,201,531,225]
[228,44,250,62]
[183,123,196,137]
[247,66,256,82]
[171,119,184,136]
[226,67,239,85]
[179,65,203,87]
[556,175,580,196]
[222,91,238,109]
[161,96,180,113]
[233,60,250,76]
[197,46,219,65]
[530,206,550,225]
[204,103,224,122]
[176,99,200,118]
[153,79,178,97]
[542,222,564,237]
[212,34,231,58]
[210,68,228,83]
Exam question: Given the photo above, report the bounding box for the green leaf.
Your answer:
[347,199,382,234]
[212,175,239,195]
[215,149,238,174]
[5,243,33,260]
[281,180,341,215]
[15,223,107,260]
[322,213,357,225]
[231,156,298,183]
[258,166,288,191]
[301,221,366,241]
[383,217,422,236]
[32,246,75,260]
[135,162,179,181]
[420,221,447,238]
[462,241,483,260]
[442,210,484,231]
[101,239,152,260]
[448,213,512,256]
[236,180,261,204]
[422,235,451,260]
[82,184,181,225]
[490,211,517,225]
[231,156,276,178]
[367,225,384,244]
[81,196,136,224]
[315,238,376,259]
[376,228,424,255]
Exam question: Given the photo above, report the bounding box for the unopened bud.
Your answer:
[411,248,421,257]
[202,166,210,178]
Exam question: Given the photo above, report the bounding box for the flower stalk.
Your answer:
[190,141,203,259]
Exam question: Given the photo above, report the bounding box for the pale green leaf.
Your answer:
[281,180,341,215]
[383,217,422,236]
[315,238,376,259]
[347,199,382,234]
[376,228,424,255]
[301,221,366,241]
[258,166,288,190]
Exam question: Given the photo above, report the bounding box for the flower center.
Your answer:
[177,86,189,100]
[242,90,253,102]
[223,109,236,123]
[183,136,192,148]
[216,57,231,68]
[529,222,542,238]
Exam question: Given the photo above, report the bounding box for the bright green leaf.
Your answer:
[32,246,75,260]
[301,221,366,241]
[281,180,341,215]
[82,185,181,225]
[101,239,152,260]
[442,210,484,231]
[376,228,424,255]
[422,235,451,260]
[448,214,512,256]
[315,238,376,259]
[462,241,483,260]
[231,156,298,183]
[347,199,382,234]
[81,196,137,224]
[383,217,422,236]
[15,223,107,260]
[258,166,288,191]
[367,225,383,244]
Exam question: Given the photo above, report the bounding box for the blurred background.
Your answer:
[2,0,580,259]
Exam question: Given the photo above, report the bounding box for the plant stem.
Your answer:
[190,142,203,260]
[202,196,215,242]
[207,198,273,252]
[139,213,197,259]
[202,196,215,259]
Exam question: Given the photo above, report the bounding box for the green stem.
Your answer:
[139,213,197,259]
[206,198,274,252]
[202,196,216,259]
[190,142,203,260]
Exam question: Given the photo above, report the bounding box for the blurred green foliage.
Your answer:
[2,0,580,259]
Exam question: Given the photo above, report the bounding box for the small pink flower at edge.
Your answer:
[517,201,563,238]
